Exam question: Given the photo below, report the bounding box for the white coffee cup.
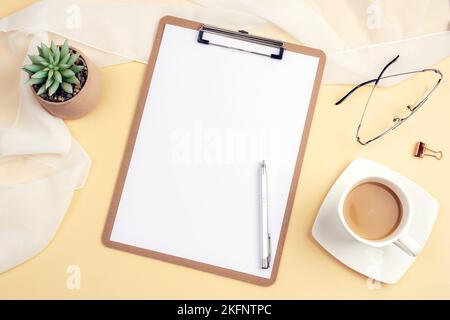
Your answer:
[338,177,422,257]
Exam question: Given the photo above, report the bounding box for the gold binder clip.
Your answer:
[414,141,443,160]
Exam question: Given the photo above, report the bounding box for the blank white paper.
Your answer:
[110,24,319,279]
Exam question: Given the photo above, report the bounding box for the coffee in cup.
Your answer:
[343,182,403,240]
[338,177,422,257]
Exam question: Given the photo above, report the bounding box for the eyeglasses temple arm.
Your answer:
[335,55,400,106]
[335,78,378,105]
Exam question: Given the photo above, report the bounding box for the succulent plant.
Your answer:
[22,40,84,97]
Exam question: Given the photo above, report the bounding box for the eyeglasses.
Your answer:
[335,55,443,145]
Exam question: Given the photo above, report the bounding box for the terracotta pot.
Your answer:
[34,47,102,120]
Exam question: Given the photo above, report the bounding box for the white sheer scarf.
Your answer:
[0,0,448,273]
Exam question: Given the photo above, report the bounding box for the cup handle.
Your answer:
[394,235,422,257]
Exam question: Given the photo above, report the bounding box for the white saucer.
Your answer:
[312,158,439,284]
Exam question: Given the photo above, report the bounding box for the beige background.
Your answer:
[1,0,449,299]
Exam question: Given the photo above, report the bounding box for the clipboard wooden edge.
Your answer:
[102,15,326,287]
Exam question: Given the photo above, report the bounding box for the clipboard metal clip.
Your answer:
[198,25,285,60]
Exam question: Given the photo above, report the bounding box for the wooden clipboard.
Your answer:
[103,16,325,286]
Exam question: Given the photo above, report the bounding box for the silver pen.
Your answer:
[261,160,271,269]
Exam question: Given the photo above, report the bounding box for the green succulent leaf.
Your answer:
[54,70,62,83]
[60,53,70,66]
[48,52,54,64]
[48,80,60,96]
[28,55,43,65]
[61,69,75,78]
[22,69,34,75]
[58,63,70,70]
[50,41,57,55]
[41,43,51,60]
[34,55,49,66]
[26,77,46,85]
[60,40,69,59]
[65,76,80,85]
[37,46,44,57]
[22,64,45,73]
[48,69,54,79]
[70,65,84,74]
[31,70,49,79]
[61,82,73,94]
[27,55,37,63]
[37,84,47,96]
[45,77,54,89]
[53,47,60,65]
[67,52,80,66]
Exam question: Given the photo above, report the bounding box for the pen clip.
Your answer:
[262,233,271,269]
[267,233,271,268]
